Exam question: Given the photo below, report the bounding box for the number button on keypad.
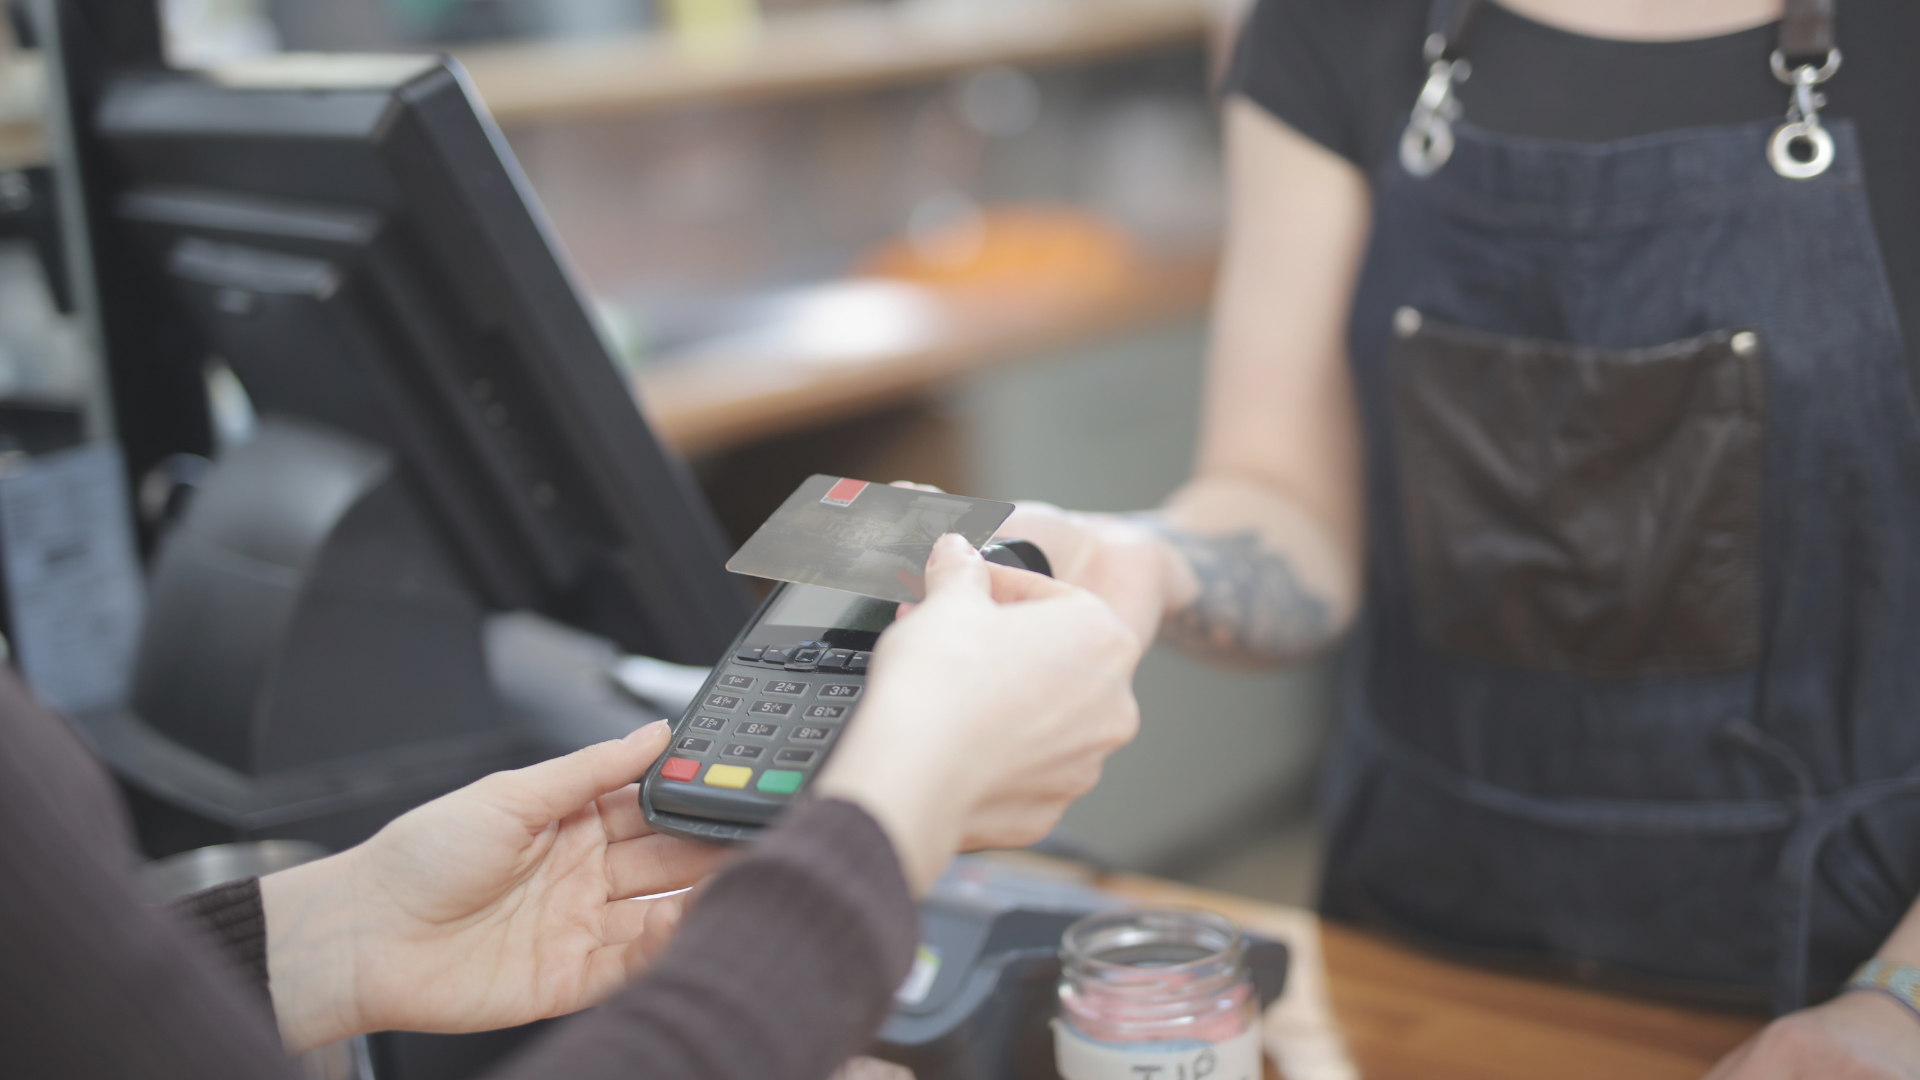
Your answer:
[750,700,793,716]
[690,715,727,733]
[703,693,742,711]
[803,705,846,720]
[723,744,764,760]
[765,680,808,695]
[792,726,831,742]
[736,722,779,738]
[717,674,755,691]
[818,684,861,699]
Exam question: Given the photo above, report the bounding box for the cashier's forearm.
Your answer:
[1871,893,1920,968]
[1143,474,1358,664]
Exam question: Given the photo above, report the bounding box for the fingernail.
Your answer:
[628,719,670,741]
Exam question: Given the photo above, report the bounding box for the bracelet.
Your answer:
[1847,958,1920,1026]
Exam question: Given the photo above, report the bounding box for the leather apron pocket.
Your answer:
[1390,311,1765,678]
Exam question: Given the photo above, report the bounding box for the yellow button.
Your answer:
[703,764,752,789]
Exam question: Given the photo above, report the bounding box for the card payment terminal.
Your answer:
[642,540,1052,845]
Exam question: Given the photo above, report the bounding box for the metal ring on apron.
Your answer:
[1399,106,1456,179]
[1767,48,1842,181]
[1400,34,1469,179]
[1769,121,1835,180]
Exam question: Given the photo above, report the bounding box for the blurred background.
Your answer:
[0,0,1324,902]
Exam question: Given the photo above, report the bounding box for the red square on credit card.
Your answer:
[821,478,869,506]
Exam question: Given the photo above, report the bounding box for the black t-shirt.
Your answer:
[1225,0,1920,380]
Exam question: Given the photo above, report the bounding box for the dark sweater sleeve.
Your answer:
[0,676,300,1080]
[158,803,917,1080]
[494,797,919,1080]
[2,658,914,1080]
[173,877,273,1007]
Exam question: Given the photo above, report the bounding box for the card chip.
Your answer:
[821,478,869,506]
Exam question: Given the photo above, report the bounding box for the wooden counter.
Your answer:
[1095,869,1766,1080]
[633,256,1215,456]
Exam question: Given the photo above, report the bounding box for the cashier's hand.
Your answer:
[996,501,1174,643]
[816,532,1143,895]
[1702,991,1920,1079]
[258,722,726,1054]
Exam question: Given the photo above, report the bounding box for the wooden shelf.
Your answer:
[0,120,45,170]
[0,0,1210,161]
[634,254,1216,456]
[0,52,46,169]
[455,0,1209,126]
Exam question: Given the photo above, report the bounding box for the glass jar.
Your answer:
[1054,908,1262,1080]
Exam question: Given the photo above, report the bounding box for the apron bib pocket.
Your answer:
[1390,312,1765,678]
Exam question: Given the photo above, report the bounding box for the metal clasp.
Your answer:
[1400,33,1470,179]
[1767,48,1841,180]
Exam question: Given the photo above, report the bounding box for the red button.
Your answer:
[661,757,700,782]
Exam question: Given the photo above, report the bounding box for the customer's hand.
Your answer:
[995,501,1174,643]
[259,723,726,1053]
[816,532,1143,893]
[1701,992,1920,1079]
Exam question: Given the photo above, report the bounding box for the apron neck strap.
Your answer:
[1423,0,1836,67]
[1779,0,1836,67]
[1424,0,1481,63]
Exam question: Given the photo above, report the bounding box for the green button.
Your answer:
[757,769,804,795]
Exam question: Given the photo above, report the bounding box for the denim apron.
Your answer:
[1318,0,1920,1013]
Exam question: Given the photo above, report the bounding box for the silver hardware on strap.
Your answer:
[1767,48,1841,180]
[1400,33,1471,179]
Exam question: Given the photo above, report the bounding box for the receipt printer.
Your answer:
[870,859,1290,1080]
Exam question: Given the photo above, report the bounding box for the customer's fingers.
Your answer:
[638,893,686,968]
[477,721,669,831]
[604,833,727,900]
[595,783,653,842]
[918,533,990,603]
[607,893,689,978]
[983,561,1075,603]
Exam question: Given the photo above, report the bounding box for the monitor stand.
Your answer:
[73,415,643,856]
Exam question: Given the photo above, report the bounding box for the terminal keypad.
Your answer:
[654,645,868,813]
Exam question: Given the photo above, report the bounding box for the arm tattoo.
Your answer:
[1134,522,1336,662]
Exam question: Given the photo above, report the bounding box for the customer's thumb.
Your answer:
[920,533,990,603]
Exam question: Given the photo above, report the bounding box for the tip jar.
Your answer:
[1054,907,1262,1080]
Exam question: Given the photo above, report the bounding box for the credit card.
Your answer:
[725,475,1015,603]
